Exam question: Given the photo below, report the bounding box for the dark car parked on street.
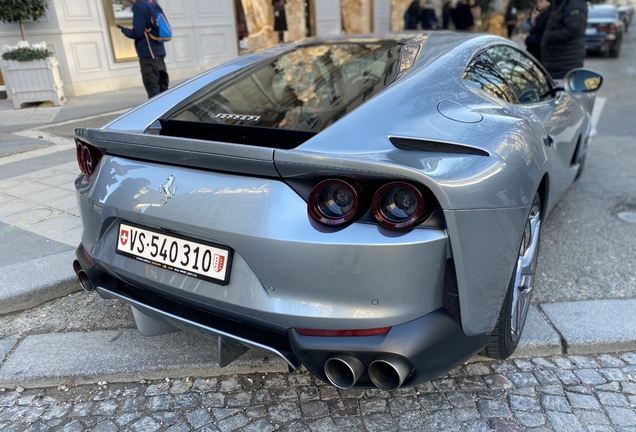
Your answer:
[586,4,624,57]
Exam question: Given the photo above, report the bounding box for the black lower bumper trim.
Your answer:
[75,245,294,356]
[288,309,491,387]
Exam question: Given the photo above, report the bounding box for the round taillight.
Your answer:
[75,138,101,179]
[372,182,425,229]
[75,143,86,174]
[308,179,360,225]
[82,146,95,177]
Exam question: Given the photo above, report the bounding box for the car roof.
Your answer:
[296,31,485,60]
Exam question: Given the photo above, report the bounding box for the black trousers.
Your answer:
[140,56,169,99]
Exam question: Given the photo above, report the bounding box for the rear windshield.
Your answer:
[165,42,403,133]
[589,8,617,19]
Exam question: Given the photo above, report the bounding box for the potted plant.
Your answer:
[0,0,66,109]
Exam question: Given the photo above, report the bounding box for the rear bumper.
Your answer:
[77,244,490,387]
[289,310,490,387]
[585,36,618,51]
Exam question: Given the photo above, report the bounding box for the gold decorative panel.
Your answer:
[390,0,414,31]
[102,0,137,62]
[342,0,372,34]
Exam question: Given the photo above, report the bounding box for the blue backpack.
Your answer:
[146,0,172,42]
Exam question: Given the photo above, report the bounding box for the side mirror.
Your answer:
[563,68,603,93]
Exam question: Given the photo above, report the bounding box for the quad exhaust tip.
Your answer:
[72,260,82,275]
[73,260,95,292]
[368,357,411,390]
[324,354,365,389]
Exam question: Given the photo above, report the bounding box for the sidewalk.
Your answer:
[0,89,634,391]
[0,86,149,318]
[0,84,147,161]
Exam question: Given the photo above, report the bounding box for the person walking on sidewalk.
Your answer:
[540,0,587,79]
[421,0,440,29]
[442,0,454,29]
[505,3,519,37]
[451,0,475,30]
[119,0,170,99]
[469,0,482,31]
[404,0,422,30]
[519,0,552,61]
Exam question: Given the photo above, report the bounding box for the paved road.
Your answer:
[1,352,636,431]
[532,27,636,304]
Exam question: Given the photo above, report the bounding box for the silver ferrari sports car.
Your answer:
[73,32,602,390]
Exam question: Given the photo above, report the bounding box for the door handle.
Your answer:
[543,135,554,146]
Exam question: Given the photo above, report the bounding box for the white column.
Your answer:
[373,0,391,33]
[314,0,342,36]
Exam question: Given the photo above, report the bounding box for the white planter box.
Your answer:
[1,56,66,109]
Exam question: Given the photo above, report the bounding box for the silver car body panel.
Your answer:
[77,32,596,338]
[77,156,449,330]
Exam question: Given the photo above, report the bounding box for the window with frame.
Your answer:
[486,46,553,104]
[463,52,518,104]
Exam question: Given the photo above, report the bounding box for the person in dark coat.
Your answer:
[519,0,552,61]
[442,1,454,29]
[505,4,518,37]
[540,0,587,79]
[420,0,440,29]
[404,0,422,30]
[272,0,287,42]
[451,0,475,30]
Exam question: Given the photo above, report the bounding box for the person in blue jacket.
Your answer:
[118,0,169,98]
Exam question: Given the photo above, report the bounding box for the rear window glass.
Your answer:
[589,8,617,19]
[166,42,403,133]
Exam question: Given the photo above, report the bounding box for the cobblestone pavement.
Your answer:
[1,352,636,432]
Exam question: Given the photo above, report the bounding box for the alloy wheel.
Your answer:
[509,203,541,342]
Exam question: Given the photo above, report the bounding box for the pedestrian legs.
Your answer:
[140,56,169,99]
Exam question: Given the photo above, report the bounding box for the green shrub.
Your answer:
[0,0,50,40]
[2,46,52,61]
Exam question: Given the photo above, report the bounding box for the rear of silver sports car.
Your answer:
[73,39,492,389]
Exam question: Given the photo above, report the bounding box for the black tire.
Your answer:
[481,194,542,360]
[575,152,586,180]
[575,141,588,181]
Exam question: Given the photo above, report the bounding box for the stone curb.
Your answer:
[0,330,288,390]
[0,250,80,315]
[0,265,634,389]
[0,305,556,389]
[541,299,636,355]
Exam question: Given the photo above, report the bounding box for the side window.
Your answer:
[463,53,518,104]
[486,46,552,104]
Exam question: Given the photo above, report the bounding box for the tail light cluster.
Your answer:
[307,179,434,230]
[597,24,618,32]
[75,138,103,179]
[295,327,390,337]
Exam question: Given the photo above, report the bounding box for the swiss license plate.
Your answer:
[585,27,597,35]
[116,223,232,285]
